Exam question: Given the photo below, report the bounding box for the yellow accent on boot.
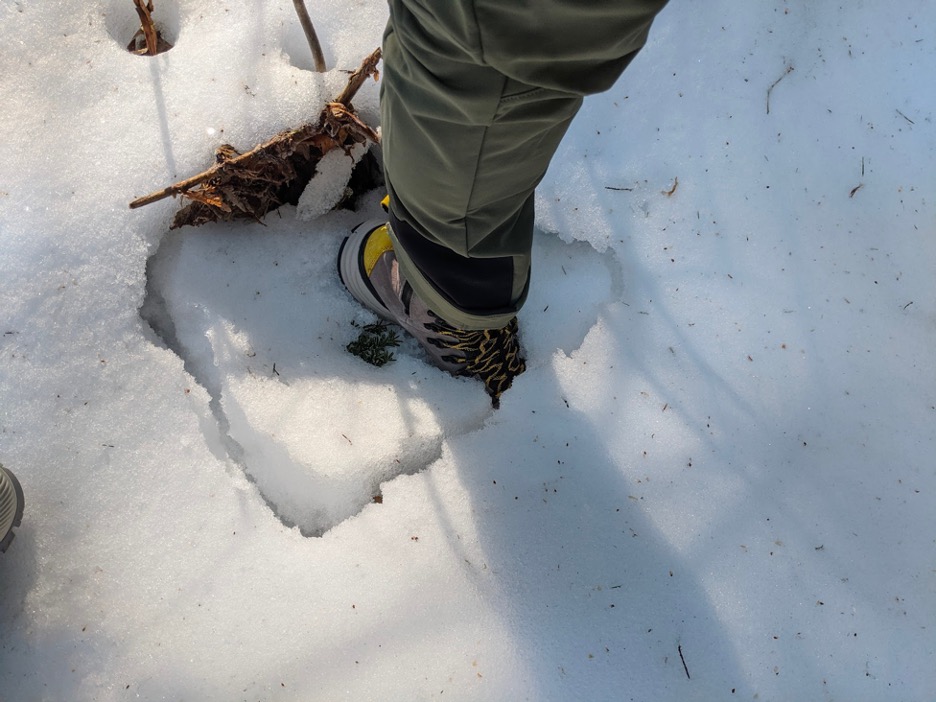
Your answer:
[380,194,390,212]
[362,224,394,277]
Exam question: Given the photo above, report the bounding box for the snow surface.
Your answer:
[1,1,934,700]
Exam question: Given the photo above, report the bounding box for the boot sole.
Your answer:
[0,467,24,553]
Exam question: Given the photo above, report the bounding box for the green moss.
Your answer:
[346,322,401,367]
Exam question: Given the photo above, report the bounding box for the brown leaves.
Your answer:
[321,103,380,146]
[167,114,374,229]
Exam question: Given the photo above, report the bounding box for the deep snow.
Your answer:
[1,1,934,700]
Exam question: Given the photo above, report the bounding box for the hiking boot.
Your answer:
[338,220,525,403]
[1,464,24,553]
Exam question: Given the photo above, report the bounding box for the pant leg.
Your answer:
[381,0,669,330]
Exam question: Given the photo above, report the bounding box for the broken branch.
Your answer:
[335,48,382,106]
[128,48,382,227]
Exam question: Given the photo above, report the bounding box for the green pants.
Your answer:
[382,0,669,329]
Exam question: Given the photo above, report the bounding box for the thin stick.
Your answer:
[766,64,794,115]
[895,108,915,125]
[130,165,225,209]
[132,0,158,56]
[293,0,327,72]
[678,645,691,679]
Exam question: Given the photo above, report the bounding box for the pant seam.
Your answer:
[462,70,512,257]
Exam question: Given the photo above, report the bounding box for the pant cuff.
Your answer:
[387,218,528,331]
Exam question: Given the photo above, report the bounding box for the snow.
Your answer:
[1,1,933,700]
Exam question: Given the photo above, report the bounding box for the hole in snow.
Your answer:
[140,195,619,537]
[280,14,331,73]
[102,0,180,55]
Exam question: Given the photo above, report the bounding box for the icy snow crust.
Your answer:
[1,1,934,700]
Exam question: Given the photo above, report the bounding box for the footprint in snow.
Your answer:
[141,203,620,536]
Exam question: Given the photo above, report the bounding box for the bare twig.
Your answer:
[132,0,158,55]
[895,109,915,125]
[293,0,326,72]
[130,166,221,209]
[678,645,691,679]
[766,64,794,115]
